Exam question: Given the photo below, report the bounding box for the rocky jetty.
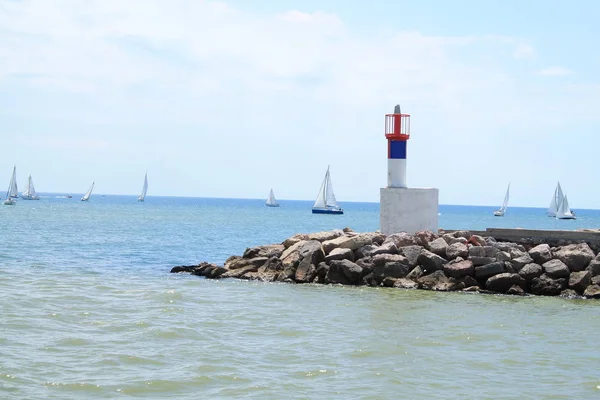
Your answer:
[170,228,600,299]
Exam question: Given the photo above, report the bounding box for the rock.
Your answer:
[586,260,600,277]
[583,284,600,298]
[307,229,344,242]
[553,243,594,272]
[528,244,553,264]
[383,262,412,279]
[322,233,377,254]
[495,242,526,253]
[226,256,269,270]
[560,289,580,299]
[462,286,480,292]
[299,241,325,264]
[443,259,474,279]
[327,260,364,285]
[484,236,497,245]
[417,250,448,273]
[398,245,424,267]
[406,266,423,280]
[468,246,486,258]
[568,270,591,294]
[417,270,454,291]
[510,254,534,271]
[372,241,398,255]
[280,240,307,265]
[495,251,511,262]
[461,275,478,288]
[354,244,379,259]
[315,262,329,282]
[383,232,417,248]
[446,242,468,260]
[469,235,486,247]
[393,278,418,289]
[325,247,355,263]
[470,257,497,267]
[295,257,317,283]
[507,285,526,296]
[242,244,284,259]
[519,263,543,281]
[453,230,471,239]
[531,274,567,296]
[414,230,438,248]
[372,253,409,266]
[486,273,524,294]
[170,265,196,273]
[222,263,261,279]
[355,257,375,273]
[446,236,468,245]
[283,234,309,249]
[428,238,448,257]
[542,259,570,279]
[342,227,354,233]
[475,261,505,279]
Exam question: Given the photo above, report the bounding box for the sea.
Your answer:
[1,195,599,399]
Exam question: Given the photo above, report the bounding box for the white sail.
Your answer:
[312,166,342,213]
[313,168,329,209]
[4,167,16,205]
[556,194,575,219]
[493,183,510,216]
[547,181,564,217]
[21,175,40,200]
[8,166,18,198]
[325,169,339,207]
[138,172,148,202]
[81,181,95,201]
[266,188,279,207]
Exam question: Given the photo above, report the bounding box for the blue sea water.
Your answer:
[1,195,600,399]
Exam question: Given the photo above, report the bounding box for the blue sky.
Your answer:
[0,0,598,207]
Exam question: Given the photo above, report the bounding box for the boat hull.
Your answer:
[265,204,280,207]
[493,211,504,217]
[557,216,576,220]
[312,208,343,215]
[21,195,39,200]
[3,199,15,205]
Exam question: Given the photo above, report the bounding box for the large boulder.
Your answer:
[475,262,505,279]
[443,259,474,278]
[322,233,377,254]
[428,238,448,257]
[325,247,355,263]
[283,234,309,249]
[242,244,284,259]
[372,253,409,266]
[417,270,455,291]
[510,254,534,271]
[486,273,525,293]
[568,270,591,294]
[542,259,570,279]
[280,240,307,267]
[583,284,600,298]
[417,250,448,273]
[528,244,553,264]
[446,242,468,260]
[531,274,567,296]
[298,240,325,265]
[294,257,317,283]
[553,243,594,272]
[519,263,543,281]
[414,230,438,248]
[307,229,344,242]
[398,245,424,267]
[326,259,364,285]
[586,260,600,277]
[383,232,417,248]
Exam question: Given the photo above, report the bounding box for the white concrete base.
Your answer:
[387,159,407,188]
[380,187,439,235]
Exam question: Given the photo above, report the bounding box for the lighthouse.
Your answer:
[380,104,439,235]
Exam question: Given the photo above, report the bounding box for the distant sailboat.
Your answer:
[21,175,40,200]
[3,166,17,205]
[265,188,280,207]
[81,182,95,202]
[556,193,576,220]
[493,183,510,216]
[312,165,343,215]
[138,172,148,202]
[547,181,564,217]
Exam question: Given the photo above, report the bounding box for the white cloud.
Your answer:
[0,0,598,206]
[539,66,573,76]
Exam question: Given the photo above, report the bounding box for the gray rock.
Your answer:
[417,250,448,273]
[560,289,580,299]
[406,266,423,280]
[486,273,524,294]
[583,284,600,298]
[325,247,355,263]
[383,232,417,248]
[294,257,317,283]
[470,256,497,266]
[507,285,526,296]
[475,262,505,279]
[322,233,377,254]
[528,244,553,264]
[510,254,534,271]
[586,260,600,277]
[398,245,424,267]
[372,253,408,266]
[354,244,379,259]
[542,259,570,278]
[393,278,418,289]
[299,240,325,266]
[242,244,284,259]
[494,242,526,253]
[327,259,364,285]
[519,263,543,281]
[495,251,511,262]
[553,243,595,272]
[568,270,591,294]
[429,238,448,257]
[469,235,487,247]
[414,230,438,248]
[468,246,486,258]
[446,242,468,260]
[443,259,474,278]
[282,234,309,249]
[307,229,344,242]
[531,274,567,296]
[417,270,453,291]
[371,241,398,255]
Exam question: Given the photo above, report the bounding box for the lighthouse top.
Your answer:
[385,104,411,141]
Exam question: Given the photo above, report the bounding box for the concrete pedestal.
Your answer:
[380,187,439,235]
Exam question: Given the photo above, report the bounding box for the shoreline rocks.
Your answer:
[170,228,600,299]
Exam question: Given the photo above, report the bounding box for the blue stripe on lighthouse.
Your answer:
[389,140,407,159]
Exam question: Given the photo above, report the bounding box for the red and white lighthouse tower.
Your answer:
[385,105,411,188]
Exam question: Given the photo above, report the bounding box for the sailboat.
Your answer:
[493,183,510,216]
[265,188,280,207]
[81,182,95,202]
[547,181,564,217]
[3,166,17,205]
[312,165,343,215]
[21,175,40,200]
[556,193,576,220]
[138,172,148,202]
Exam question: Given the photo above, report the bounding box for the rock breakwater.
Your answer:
[171,228,600,299]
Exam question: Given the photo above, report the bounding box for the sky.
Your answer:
[0,0,599,207]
